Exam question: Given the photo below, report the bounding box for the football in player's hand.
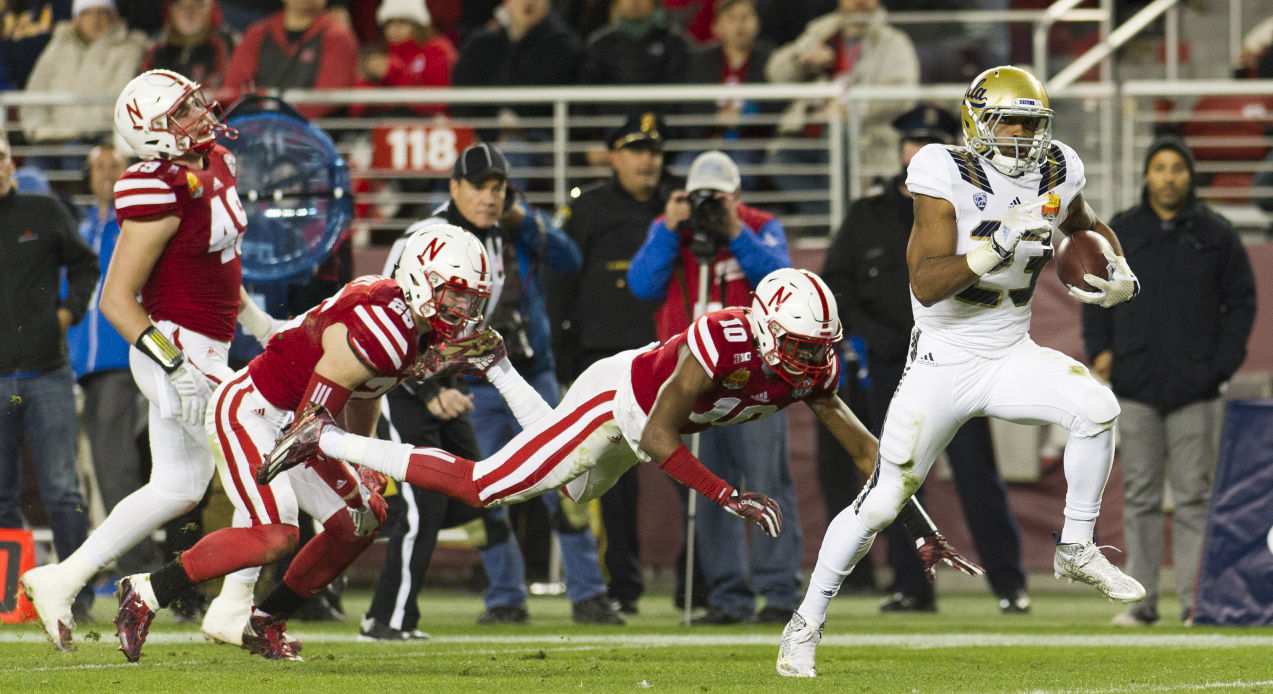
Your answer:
[1054,230,1113,292]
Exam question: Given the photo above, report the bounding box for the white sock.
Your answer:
[131,574,160,611]
[1059,429,1113,544]
[319,428,349,460]
[797,509,877,624]
[486,357,552,428]
[327,430,414,480]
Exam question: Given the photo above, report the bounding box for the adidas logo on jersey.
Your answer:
[752,392,770,403]
[1008,196,1021,208]
[917,352,936,365]
[252,408,266,418]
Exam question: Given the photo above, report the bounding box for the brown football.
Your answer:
[1054,230,1113,292]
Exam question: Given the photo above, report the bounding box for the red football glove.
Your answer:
[916,533,985,582]
[358,466,387,497]
[721,489,783,538]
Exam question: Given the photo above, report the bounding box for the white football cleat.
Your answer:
[20,564,78,652]
[776,611,823,678]
[1054,541,1146,602]
[201,579,255,646]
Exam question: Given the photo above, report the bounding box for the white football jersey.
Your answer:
[905,140,1086,354]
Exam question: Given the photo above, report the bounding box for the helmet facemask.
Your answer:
[767,325,835,387]
[966,105,1053,176]
[158,87,234,155]
[425,277,489,339]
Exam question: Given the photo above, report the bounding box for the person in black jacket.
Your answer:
[1083,136,1257,627]
[676,0,776,190]
[580,0,690,117]
[545,112,666,614]
[451,0,581,191]
[820,105,1029,614]
[0,134,99,621]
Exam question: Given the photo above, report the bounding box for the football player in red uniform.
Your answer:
[20,69,286,653]
[110,224,525,662]
[262,268,981,579]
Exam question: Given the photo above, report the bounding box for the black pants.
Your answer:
[364,384,503,631]
[869,354,1027,601]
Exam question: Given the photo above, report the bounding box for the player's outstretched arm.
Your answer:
[806,394,877,476]
[640,346,782,538]
[895,499,985,581]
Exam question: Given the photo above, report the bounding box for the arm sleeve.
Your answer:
[1212,227,1258,382]
[1080,302,1112,361]
[345,301,414,375]
[627,218,682,300]
[684,314,724,376]
[905,144,954,202]
[729,218,790,287]
[315,21,358,89]
[57,202,100,325]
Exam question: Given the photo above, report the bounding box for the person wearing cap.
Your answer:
[545,110,668,614]
[357,0,455,117]
[376,143,623,628]
[627,149,794,625]
[1083,136,1255,627]
[20,0,148,146]
[820,103,1031,615]
[219,0,358,120]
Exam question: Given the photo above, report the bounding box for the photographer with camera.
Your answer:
[628,150,795,624]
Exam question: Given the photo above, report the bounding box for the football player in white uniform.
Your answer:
[778,65,1145,678]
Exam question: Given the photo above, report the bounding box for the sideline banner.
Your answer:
[1193,399,1273,625]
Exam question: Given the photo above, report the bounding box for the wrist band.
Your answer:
[136,326,184,374]
[298,374,352,416]
[657,443,733,504]
[966,242,1005,276]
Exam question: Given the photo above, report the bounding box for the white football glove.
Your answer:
[238,298,287,347]
[169,361,213,427]
[995,196,1052,258]
[1068,251,1140,308]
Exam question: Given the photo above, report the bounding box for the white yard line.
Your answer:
[3,631,1273,648]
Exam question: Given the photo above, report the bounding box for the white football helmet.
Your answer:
[747,268,842,387]
[114,69,233,160]
[395,224,492,339]
[960,65,1053,177]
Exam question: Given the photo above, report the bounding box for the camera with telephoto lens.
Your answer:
[687,188,728,259]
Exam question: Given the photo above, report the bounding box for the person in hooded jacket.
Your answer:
[1082,135,1256,627]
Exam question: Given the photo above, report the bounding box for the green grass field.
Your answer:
[4,586,1272,693]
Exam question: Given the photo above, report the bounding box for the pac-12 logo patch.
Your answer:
[972,192,987,210]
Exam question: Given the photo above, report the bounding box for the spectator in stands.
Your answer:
[451,0,581,180]
[357,0,455,117]
[1083,136,1256,627]
[764,0,918,216]
[0,1,71,90]
[627,150,794,624]
[679,0,775,190]
[820,105,1030,615]
[140,0,236,93]
[1237,15,1273,78]
[21,0,147,153]
[580,0,690,115]
[0,132,98,623]
[759,0,832,47]
[219,0,358,118]
[547,112,667,614]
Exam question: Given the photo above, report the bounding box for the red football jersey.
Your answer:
[248,276,421,412]
[629,307,839,434]
[113,145,247,341]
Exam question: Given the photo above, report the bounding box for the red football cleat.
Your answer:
[114,576,157,663]
[241,613,303,661]
[257,404,335,485]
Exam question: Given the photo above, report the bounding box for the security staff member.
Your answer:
[820,104,1030,614]
[547,111,666,613]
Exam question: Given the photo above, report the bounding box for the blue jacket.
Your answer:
[67,205,131,378]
